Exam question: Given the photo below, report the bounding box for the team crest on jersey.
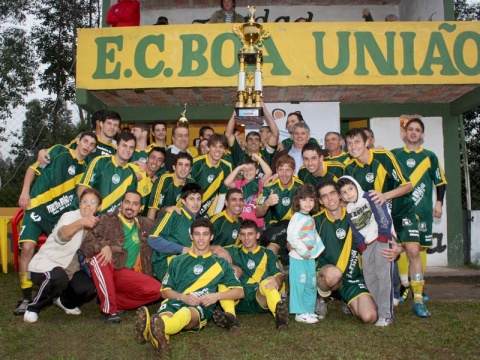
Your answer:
[207,174,215,183]
[67,165,76,175]
[139,157,147,163]
[365,173,374,183]
[402,218,413,227]
[407,158,416,168]
[232,230,238,239]
[193,264,204,275]
[247,259,255,270]
[336,228,346,239]
[112,174,120,184]
[282,197,291,206]
[132,232,140,243]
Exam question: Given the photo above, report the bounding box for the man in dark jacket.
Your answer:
[81,190,161,323]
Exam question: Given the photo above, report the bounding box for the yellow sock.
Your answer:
[218,284,236,316]
[397,253,410,286]
[411,280,425,303]
[162,307,191,336]
[20,272,33,289]
[420,251,427,274]
[259,279,281,315]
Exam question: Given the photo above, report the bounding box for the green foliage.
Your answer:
[0,0,30,23]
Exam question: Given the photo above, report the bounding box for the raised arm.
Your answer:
[224,164,245,189]
[262,101,279,147]
[224,109,237,147]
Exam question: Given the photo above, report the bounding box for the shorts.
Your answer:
[259,220,289,265]
[18,210,56,247]
[393,214,419,245]
[417,215,433,248]
[337,277,370,305]
[236,284,268,314]
[157,299,211,331]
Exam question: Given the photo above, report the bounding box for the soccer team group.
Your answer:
[14,102,446,354]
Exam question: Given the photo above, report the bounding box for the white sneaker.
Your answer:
[24,310,38,323]
[375,318,393,327]
[393,298,400,307]
[295,313,318,324]
[54,297,82,315]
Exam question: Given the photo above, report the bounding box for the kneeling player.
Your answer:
[134,218,244,354]
[226,220,289,330]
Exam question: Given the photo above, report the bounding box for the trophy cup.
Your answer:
[233,6,270,125]
[177,103,189,126]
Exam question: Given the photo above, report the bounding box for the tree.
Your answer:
[0,0,31,23]
[0,27,37,138]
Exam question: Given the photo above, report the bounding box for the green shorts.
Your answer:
[393,214,420,245]
[158,299,212,331]
[18,210,56,247]
[236,284,268,314]
[417,215,433,248]
[337,277,370,305]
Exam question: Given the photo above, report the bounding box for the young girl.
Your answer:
[287,183,324,324]
[223,154,272,228]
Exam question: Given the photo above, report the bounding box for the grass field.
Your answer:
[1,271,479,360]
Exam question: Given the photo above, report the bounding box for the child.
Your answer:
[287,183,324,324]
[337,175,395,327]
[224,154,272,228]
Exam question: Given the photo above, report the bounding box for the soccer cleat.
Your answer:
[23,310,39,323]
[101,312,122,324]
[13,299,30,316]
[150,314,170,352]
[413,302,431,318]
[54,298,81,315]
[399,285,411,302]
[375,318,393,327]
[315,298,328,320]
[212,310,241,330]
[340,300,351,315]
[135,306,151,344]
[294,313,318,324]
[275,300,289,331]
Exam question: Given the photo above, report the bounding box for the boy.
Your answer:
[337,176,396,326]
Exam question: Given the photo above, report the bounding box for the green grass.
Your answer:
[1,271,479,360]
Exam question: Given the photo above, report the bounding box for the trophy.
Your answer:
[177,103,188,126]
[233,6,271,125]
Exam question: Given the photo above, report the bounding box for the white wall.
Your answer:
[371,116,448,266]
[471,210,480,264]
[398,0,445,21]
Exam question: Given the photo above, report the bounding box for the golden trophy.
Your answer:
[177,103,188,127]
[233,5,270,125]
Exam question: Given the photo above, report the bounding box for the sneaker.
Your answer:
[101,312,122,323]
[135,306,151,344]
[413,302,431,318]
[399,285,411,302]
[13,299,30,316]
[150,314,170,352]
[23,310,38,323]
[423,292,430,302]
[341,300,351,315]
[275,300,289,331]
[315,298,328,320]
[212,310,241,330]
[375,318,393,327]
[295,313,318,324]
[54,298,81,315]
[393,298,400,307]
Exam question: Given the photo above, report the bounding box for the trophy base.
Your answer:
[235,107,265,125]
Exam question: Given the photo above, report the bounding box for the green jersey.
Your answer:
[313,208,363,281]
[150,208,195,280]
[230,138,275,170]
[210,211,242,247]
[67,137,116,164]
[297,160,345,187]
[148,173,195,210]
[344,149,414,219]
[326,151,350,164]
[78,155,137,215]
[121,216,140,269]
[28,145,86,219]
[130,147,151,163]
[162,251,241,308]
[191,155,232,217]
[391,146,447,218]
[227,245,281,285]
[257,177,303,228]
